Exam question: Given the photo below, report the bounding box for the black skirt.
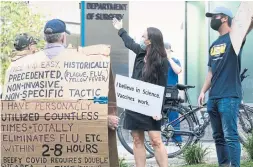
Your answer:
[123,109,161,131]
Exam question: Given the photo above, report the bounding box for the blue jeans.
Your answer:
[207,98,241,167]
[168,110,182,143]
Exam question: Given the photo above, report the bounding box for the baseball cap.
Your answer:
[14,33,38,51]
[164,42,173,52]
[206,6,233,18]
[44,19,70,35]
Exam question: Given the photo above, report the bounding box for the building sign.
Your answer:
[85,1,129,77]
[86,2,127,20]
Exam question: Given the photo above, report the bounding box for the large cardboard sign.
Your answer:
[230,2,253,56]
[2,45,111,100]
[115,74,165,117]
[1,100,109,167]
[1,45,114,167]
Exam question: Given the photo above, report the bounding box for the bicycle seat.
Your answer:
[164,97,184,104]
[176,84,195,90]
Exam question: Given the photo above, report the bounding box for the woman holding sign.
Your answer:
[113,18,168,167]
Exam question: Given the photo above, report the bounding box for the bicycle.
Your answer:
[144,68,253,158]
[116,68,253,158]
[116,84,195,158]
[237,68,253,142]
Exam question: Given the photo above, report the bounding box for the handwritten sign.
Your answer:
[2,45,111,100]
[1,45,112,167]
[115,74,165,117]
[1,100,109,167]
[230,2,253,55]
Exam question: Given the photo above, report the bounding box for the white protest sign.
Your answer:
[115,74,165,117]
[230,2,253,56]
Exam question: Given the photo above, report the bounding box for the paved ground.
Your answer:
[117,142,248,167]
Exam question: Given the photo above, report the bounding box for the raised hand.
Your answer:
[112,17,123,30]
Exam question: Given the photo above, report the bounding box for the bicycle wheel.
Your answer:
[238,104,253,146]
[116,111,154,159]
[144,104,195,158]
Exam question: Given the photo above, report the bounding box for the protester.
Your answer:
[43,19,119,130]
[11,33,38,61]
[198,7,253,167]
[164,42,182,146]
[113,18,168,167]
[43,19,69,59]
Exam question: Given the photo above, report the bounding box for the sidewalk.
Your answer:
[117,142,248,167]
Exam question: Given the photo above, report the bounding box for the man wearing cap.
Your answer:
[44,18,118,127]
[11,33,38,61]
[198,7,253,167]
[164,43,182,84]
[43,19,119,166]
[43,19,70,58]
[164,42,182,146]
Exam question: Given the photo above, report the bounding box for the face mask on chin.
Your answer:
[211,18,223,31]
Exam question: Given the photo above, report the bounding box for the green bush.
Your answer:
[0,1,45,84]
[183,143,210,165]
[244,133,253,160]
[119,158,129,167]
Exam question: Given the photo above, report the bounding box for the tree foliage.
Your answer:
[0,1,45,84]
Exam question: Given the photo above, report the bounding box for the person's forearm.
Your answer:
[200,69,212,94]
[118,28,141,54]
[168,58,182,74]
[246,22,253,35]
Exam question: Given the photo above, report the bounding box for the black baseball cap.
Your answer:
[14,33,38,51]
[164,42,173,52]
[44,19,70,35]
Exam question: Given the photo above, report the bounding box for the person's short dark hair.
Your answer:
[14,33,37,51]
[220,14,232,27]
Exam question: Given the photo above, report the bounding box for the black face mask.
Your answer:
[210,18,222,31]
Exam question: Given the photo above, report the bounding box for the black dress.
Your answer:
[118,28,168,131]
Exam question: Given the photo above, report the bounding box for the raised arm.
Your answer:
[246,17,253,36]
[112,18,142,54]
[118,28,142,54]
[241,16,253,42]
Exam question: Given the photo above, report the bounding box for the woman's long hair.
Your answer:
[142,27,167,84]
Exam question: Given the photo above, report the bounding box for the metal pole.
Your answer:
[205,1,210,100]
[184,1,188,84]
[80,1,85,47]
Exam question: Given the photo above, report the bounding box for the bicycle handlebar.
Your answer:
[240,68,249,82]
[241,68,248,77]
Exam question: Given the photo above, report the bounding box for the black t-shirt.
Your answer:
[208,33,245,99]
